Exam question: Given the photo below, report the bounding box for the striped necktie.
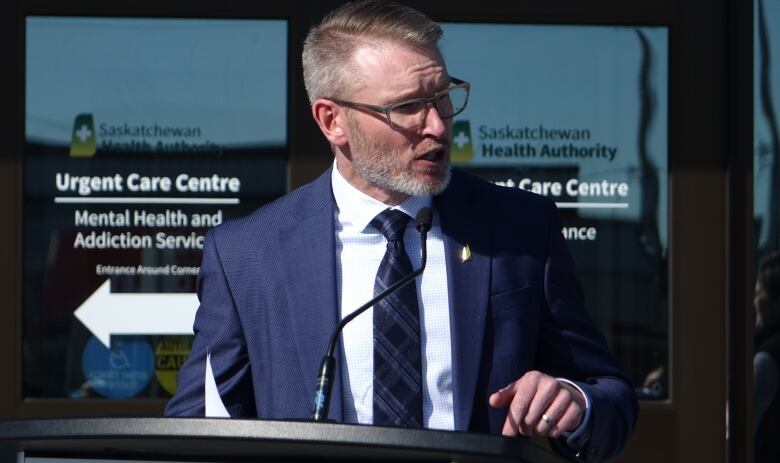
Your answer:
[370,208,423,427]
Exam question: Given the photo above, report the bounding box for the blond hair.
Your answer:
[302,0,443,103]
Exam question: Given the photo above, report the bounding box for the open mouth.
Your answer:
[416,147,448,163]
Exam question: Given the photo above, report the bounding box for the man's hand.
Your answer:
[488,370,585,438]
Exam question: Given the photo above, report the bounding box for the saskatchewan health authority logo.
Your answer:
[68,113,218,157]
[70,113,97,158]
[451,120,473,163]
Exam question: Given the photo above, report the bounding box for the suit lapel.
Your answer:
[435,171,491,431]
[279,171,344,422]
[276,169,491,427]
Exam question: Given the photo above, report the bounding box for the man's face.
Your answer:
[338,42,452,204]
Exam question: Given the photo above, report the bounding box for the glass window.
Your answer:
[440,23,670,399]
[23,17,288,399]
[754,0,780,458]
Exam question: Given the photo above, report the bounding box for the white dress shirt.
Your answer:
[331,163,454,430]
[203,163,590,442]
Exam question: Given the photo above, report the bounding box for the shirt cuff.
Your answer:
[555,377,592,454]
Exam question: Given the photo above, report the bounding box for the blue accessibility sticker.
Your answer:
[81,336,154,398]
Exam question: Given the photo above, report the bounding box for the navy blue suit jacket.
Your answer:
[165,168,637,461]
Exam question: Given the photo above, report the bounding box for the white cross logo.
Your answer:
[75,125,92,142]
[453,131,470,149]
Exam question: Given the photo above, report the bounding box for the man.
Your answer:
[166,1,637,461]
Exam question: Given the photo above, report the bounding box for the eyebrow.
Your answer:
[389,78,453,104]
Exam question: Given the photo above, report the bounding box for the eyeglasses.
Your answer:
[328,76,470,131]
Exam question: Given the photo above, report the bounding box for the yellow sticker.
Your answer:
[154,336,193,395]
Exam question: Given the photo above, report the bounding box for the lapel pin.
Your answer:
[460,244,472,263]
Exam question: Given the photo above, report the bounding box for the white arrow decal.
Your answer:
[74,279,199,348]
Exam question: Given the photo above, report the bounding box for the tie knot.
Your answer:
[371,209,411,242]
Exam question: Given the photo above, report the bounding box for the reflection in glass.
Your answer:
[23,17,288,399]
[754,0,780,460]
[441,23,669,399]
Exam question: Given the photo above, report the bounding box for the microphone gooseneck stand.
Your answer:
[311,207,432,421]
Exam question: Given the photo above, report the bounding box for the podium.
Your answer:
[0,417,566,462]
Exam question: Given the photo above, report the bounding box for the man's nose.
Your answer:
[420,103,448,138]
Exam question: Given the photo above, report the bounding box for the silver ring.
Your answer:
[541,413,556,427]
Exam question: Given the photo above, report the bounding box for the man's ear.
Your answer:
[311,98,349,147]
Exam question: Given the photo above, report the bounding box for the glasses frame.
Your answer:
[328,76,470,131]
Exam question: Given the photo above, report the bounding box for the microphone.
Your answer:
[311,206,432,421]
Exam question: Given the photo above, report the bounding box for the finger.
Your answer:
[511,378,540,436]
[511,371,549,435]
[498,377,536,436]
[554,397,585,435]
[489,382,519,436]
[489,382,515,408]
[503,383,533,437]
[523,376,559,431]
[501,406,520,436]
[535,390,570,437]
[536,413,558,437]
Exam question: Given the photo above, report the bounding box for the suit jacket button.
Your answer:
[588,448,599,460]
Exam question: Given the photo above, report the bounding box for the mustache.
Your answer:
[416,140,450,153]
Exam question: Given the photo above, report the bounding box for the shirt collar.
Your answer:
[331,160,432,231]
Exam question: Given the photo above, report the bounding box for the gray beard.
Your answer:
[353,158,452,197]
